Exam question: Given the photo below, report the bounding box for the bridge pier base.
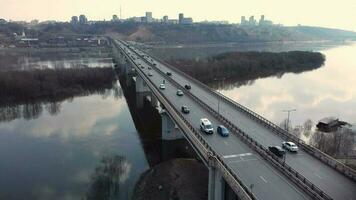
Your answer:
[209,167,225,200]
[161,110,184,140]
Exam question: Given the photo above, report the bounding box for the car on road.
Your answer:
[200,118,213,134]
[268,146,286,157]
[148,72,153,76]
[159,84,165,90]
[282,141,299,152]
[185,84,191,90]
[217,125,229,137]
[176,90,184,96]
[166,72,172,76]
[181,106,190,114]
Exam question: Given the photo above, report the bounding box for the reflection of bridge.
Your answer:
[111,39,356,200]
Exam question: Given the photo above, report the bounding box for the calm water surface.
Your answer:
[0,83,149,199]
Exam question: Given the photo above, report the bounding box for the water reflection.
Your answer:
[0,82,147,200]
[86,155,131,200]
[0,85,122,123]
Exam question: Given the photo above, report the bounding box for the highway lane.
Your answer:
[129,47,356,200]
[119,43,311,200]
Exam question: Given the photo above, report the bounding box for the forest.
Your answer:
[0,67,117,106]
[168,51,325,88]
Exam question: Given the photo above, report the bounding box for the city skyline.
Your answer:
[1,0,356,31]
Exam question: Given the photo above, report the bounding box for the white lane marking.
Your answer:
[223,141,229,146]
[223,152,253,159]
[223,154,238,159]
[260,176,268,183]
[230,158,258,163]
[314,173,322,179]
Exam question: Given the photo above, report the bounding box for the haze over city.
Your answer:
[1,0,356,31]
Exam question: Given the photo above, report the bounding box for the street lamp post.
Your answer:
[282,109,296,132]
[218,96,220,114]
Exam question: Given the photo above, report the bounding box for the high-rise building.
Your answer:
[79,15,88,24]
[249,16,256,25]
[71,16,78,24]
[179,13,184,24]
[146,12,153,23]
[259,15,273,26]
[241,16,246,25]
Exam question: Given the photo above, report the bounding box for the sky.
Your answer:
[1,0,356,31]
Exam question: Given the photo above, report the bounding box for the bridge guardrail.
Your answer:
[113,39,255,200]
[125,44,333,200]
[145,51,356,183]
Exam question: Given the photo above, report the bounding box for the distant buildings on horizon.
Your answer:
[1,13,276,27]
[240,15,274,26]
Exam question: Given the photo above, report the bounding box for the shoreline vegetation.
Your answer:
[168,51,325,89]
[0,67,117,106]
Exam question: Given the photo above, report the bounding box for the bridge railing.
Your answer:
[113,39,256,200]
[145,51,356,183]
[126,44,332,200]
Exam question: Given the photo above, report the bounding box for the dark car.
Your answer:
[216,125,230,137]
[217,125,229,137]
[181,106,190,114]
[185,84,191,90]
[268,146,286,157]
[166,72,172,76]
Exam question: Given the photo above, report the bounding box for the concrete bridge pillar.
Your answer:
[160,110,184,140]
[150,95,159,108]
[209,167,225,200]
[135,76,151,108]
[135,75,149,93]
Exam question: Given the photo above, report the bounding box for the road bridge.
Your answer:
[111,38,356,200]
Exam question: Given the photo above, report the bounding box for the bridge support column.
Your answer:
[149,95,159,107]
[160,110,184,140]
[135,76,151,108]
[209,167,225,200]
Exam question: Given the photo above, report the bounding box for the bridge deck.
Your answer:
[117,41,313,200]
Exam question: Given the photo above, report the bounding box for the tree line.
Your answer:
[0,67,117,106]
[168,51,325,88]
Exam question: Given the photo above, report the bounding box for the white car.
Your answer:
[282,141,299,152]
[159,84,165,90]
[148,72,153,76]
[200,118,213,134]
